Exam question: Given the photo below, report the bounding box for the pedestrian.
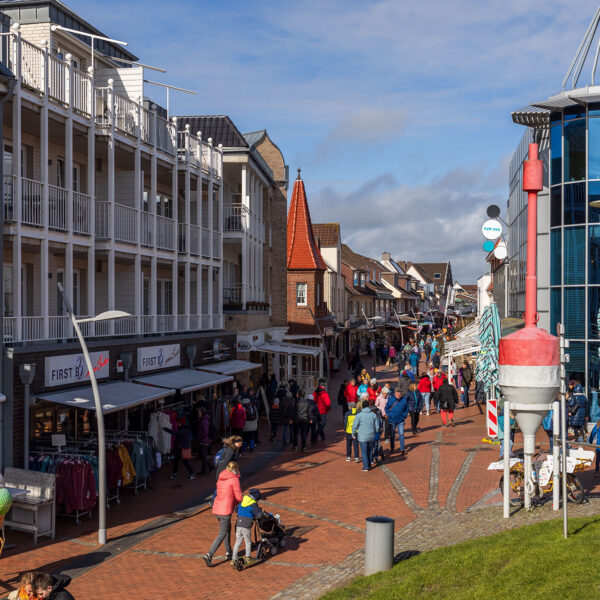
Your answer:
[241,397,258,452]
[397,367,413,398]
[163,417,197,480]
[435,378,458,427]
[314,378,331,441]
[203,461,242,567]
[357,377,369,398]
[230,399,246,437]
[8,572,36,600]
[352,398,380,471]
[197,408,213,476]
[375,386,390,441]
[409,349,419,375]
[338,379,349,422]
[588,418,600,477]
[231,488,263,567]
[368,338,375,357]
[31,574,74,600]
[215,436,243,480]
[388,344,396,365]
[288,379,299,398]
[459,362,473,407]
[367,378,381,401]
[423,339,432,362]
[280,391,294,447]
[360,368,371,385]
[268,374,278,402]
[418,372,432,416]
[407,382,424,435]
[292,390,316,452]
[569,383,587,442]
[344,402,361,463]
[269,398,282,442]
[386,387,409,455]
[498,408,516,460]
[542,407,556,453]
[431,350,441,369]
[344,377,358,406]
[368,397,386,465]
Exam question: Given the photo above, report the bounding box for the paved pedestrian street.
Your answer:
[1,359,598,600]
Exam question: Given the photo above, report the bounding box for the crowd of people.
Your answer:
[8,572,74,599]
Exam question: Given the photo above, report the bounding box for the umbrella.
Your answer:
[475,303,501,396]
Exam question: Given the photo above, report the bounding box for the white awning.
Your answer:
[36,381,175,414]
[133,369,233,393]
[255,341,321,357]
[198,360,262,376]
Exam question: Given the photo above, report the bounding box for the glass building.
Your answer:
[509,8,600,420]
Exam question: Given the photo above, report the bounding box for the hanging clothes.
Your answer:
[118,445,136,486]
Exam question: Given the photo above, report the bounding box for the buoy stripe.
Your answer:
[498,364,559,387]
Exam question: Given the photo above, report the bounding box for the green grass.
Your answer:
[321,515,600,600]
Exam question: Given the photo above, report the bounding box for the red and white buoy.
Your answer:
[498,143,559,509]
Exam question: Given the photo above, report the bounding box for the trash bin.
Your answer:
[364,516,394,575]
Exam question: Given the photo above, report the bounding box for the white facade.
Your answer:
[2,24,224,343]
[477,274,492,316]
[319,245,345,323]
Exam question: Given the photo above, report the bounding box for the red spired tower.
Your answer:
[498,144,559,457]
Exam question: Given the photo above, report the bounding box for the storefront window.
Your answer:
[564,182,586,224]
[551,123,562,186]
[564,119,586,182]
[564,226,585,285]
[589,287,600,338]
[567,340,585,383]
[551,287,561,335]
[551,229,561,286]
[590,181,600,223]
[590,225,600,284]
[550,186,562,227]
[564,287,585,338]
[590,117,600,179]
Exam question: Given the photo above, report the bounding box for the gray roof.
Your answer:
[243,130,267,147]
[512,105,550,127]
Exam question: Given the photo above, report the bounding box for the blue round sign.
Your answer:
[483,240,494,252]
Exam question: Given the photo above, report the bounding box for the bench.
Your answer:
[3,467,56,544]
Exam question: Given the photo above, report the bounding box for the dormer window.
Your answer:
[353,272,358,286]
[433,273,441,279]
[360,274,365,287]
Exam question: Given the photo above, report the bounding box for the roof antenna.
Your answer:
[297,168,302,180]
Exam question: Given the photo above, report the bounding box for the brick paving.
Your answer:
[2,354,599,600]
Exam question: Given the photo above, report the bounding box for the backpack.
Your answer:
[244,402,258,421]
[213,448,226,468]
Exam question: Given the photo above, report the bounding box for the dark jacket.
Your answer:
[47,575,75,600]
[569,385,587,427]
[396,372,412,397]
[215,445,239,480]
[435,381,458,411]
[269,405,282,426]
[385,395,409,424]
[407,390,424,413]
[281,397,295,421]
[197,415,211,445]
[163,425,192,450]
[337,384,347,406]
[460,366,473,386]
[293,397,317,424]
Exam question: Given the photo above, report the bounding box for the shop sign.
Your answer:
[213,338,227,360]
[137,344,180,372]
[237,341,252,352]
[481,219,502,240]
[45,351,110,387]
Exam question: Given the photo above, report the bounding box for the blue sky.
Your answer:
[70,0,598,281]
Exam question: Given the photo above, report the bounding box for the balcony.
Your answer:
[156,215,176,251]
[223,204,249,231]
[4,312,224,343]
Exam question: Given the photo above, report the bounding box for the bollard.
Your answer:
[364,516,394,575]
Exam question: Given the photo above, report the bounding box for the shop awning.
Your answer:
[255,341,321,357]
[198,360,262,376]
[133,369,232,393]
[36,381,175,415]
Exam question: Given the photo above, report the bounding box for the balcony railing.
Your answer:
[4,175,14,222]
[202,228,211,256]
[21,177,43,226]
[224,285,243,307]
[156,215,175,251]
[141,211,153,247]
[190,224,201,256]
[48,184,67,231]
[223,204,249,231]
[114,91,138,137]
[73,191,91,235]
[114,203,138,244]
[95,201,111,238]
[72,67,92,115]
[48,54,67,105]
[212,231,222,259]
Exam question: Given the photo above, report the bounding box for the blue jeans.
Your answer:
[282,423,290,444]
[317,413,327,440]
[499,430,515,459]
[358,440,373,470]
[422,392,431,413]
[346,433,359,458]
[389,421,405,451]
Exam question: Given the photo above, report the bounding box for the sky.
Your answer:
[68,0,599,282]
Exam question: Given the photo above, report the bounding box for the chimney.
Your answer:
[382,251,390,262]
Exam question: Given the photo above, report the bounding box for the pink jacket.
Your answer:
[375,393,388,417]
[212,469,242,516]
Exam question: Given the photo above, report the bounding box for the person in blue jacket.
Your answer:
[352,399,380,472]
[569,383,587,442]
[232,488,263,566]
[589,418,600,477]
[386,387,409,455]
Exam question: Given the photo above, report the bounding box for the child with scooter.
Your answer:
[231,488,263,568]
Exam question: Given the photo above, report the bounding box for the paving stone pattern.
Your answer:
[2,356,599,600]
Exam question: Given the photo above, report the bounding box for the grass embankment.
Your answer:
[321,515,600,600]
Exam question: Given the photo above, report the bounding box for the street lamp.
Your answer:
[57,282,130,545]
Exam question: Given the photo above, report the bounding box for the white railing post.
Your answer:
[11,24,21,83]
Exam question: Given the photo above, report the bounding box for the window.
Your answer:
[353,272,358,286]
[551,123,562,185]
[316,283,320,306]
[564,119,585,182]
[433,273,441,279]
[590,117,600,180]
[564,182,585,225]
[360,274,365,287]
[564,226,585,285]
[296,282,307,306]
[550,186,561,227]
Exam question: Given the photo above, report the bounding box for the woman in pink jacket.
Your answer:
[203,461,242,567]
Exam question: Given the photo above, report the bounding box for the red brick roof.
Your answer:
[287,170,327,271]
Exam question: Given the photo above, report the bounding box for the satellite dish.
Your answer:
[493,244,508,260]
[487,205,501,218]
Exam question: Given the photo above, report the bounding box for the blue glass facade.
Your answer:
[550,104,600,396]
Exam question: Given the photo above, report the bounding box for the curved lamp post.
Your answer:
[57,282,130,545]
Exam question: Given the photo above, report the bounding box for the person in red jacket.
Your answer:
[432,370,447,413]
[367,378,381,401]
[203,461,242,567]
[230,399,246,437]
[344,377,358,405]
[314,378,332,441]
[417,372,433,416]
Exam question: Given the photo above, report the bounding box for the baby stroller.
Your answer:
[235,512,286,570]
